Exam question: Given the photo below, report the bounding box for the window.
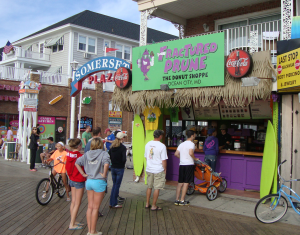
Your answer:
[40,43,44,54]
[52,44,63,53]
[115,44,131,60]
[57,66,63,74]
[78,35,96,53]
[104,40,110,50]
[28,45,32,51]
[116,44,123,59]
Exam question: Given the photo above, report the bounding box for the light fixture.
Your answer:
[160,84,170,91]
[203,23,209,32]
[70,60,79,71]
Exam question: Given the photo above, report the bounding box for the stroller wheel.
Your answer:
[206,185,218,201]
[186,182,195,195]
[219,178,227,193]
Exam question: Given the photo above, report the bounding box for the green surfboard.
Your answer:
[271,102,279,195]
[132,114,145,177]
[260,121,276,198]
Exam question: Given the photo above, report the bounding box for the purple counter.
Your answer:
[167,149,262,191]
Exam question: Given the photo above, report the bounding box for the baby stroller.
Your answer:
[186,160,227,201]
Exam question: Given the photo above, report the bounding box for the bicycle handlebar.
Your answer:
[278,160,300,183]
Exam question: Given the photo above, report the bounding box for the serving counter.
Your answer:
[167,147,262,191]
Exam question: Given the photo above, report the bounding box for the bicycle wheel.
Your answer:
[186,182,195,195]
[36,178,53,205]
[255,194,288,223]
[57,175,67,198]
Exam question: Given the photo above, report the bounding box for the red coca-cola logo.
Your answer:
[226,50,252,78]
[295,60,300,70]
[114,67,132,89]
[277,64,282,74]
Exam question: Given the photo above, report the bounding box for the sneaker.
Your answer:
[179,200,190,206]
[118,196,125,201]
[174,200,180,206]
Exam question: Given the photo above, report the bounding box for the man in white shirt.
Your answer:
[6,126,13,141]
[174,130,197,206]
[144,130,168,211]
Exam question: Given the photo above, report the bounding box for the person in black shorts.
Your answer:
[174,130,197,206]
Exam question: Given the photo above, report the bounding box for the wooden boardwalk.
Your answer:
[1,175,300,235]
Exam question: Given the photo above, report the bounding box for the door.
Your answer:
[55,118,67,143]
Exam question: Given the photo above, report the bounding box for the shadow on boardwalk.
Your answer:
[1,176,299,235]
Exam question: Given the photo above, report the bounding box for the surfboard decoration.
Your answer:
[49,95,63,105]
[132,114,145,178]
[260,121,276,198]
[271,102,279,194]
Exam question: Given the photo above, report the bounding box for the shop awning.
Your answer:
[45,35,64,47]
[112,50,275,113]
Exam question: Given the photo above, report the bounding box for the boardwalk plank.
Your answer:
[142,202,151,235]
[175,208,193,235]
[191,213,218,235]
[125,199,137,235]
[101,206,117,234]
[156,206,167,235]
[107,202,124,235]
[133,200,144,235]
[150,207,159,235]
[162,207,176,235]
[116,198,131,235]
[169,207,184,235]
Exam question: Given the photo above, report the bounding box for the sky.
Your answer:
[0,0,178,46]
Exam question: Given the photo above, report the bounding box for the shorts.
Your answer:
[69,180,85,189]
[86,179,107,193]
[178,165,195,183]
[146,171,166,190]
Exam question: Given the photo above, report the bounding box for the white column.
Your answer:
[70,70,76,139]
[77,90,83,138]
[281,0,293,40]
[139,8,157,46]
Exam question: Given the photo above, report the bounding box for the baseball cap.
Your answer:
[47,137,53,141]
[116,132,127,139]
[104,128,111,134]
[208,128,215,135]
[220,124,227,130]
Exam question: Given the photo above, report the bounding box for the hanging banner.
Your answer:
[38,116,56,144]
[109,111,122,118]
[132,32,225,91]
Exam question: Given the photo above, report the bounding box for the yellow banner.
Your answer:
[108,111,122,118]
[277,47,300,91]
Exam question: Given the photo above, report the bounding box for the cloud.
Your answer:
[0,0,177,46]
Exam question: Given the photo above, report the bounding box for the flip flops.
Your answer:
[69,225,83,230]
[145,205,151,209]
[151,207,162,211]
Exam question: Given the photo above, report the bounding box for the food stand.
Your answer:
[112,33,275,191]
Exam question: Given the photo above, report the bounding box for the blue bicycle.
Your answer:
[255,160,300,223]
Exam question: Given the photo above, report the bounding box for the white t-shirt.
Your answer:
[145,140,168,174]
[177,140,195,165]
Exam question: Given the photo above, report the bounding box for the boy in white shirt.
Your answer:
[174,130,197,206]
[144,130,168,211]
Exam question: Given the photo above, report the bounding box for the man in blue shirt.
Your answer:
[84,127,102,153]
[104,128,115,151]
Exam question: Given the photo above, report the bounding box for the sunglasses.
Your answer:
[33,129,37,130]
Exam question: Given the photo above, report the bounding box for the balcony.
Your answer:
[0,65,69,86]
[1,47,51,67]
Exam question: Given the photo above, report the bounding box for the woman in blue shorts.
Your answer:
[75,138,110,235]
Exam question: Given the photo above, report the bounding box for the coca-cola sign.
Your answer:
[114,67,132,89]
[226,49,252,78]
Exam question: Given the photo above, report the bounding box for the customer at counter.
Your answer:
[203,128,219,172]
[217,125,232,150]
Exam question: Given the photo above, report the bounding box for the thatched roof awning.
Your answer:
[112,50,275,112]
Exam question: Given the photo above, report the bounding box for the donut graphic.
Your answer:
[39,125,46,134]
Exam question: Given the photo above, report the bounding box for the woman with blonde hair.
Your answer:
[66,138,86,230]
[109,132,127,208]
[75,138,110,235]
[46,142,70,201]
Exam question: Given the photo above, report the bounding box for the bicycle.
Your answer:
[35,162,69,205]
[254,160,300,223]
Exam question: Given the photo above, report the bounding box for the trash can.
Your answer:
[6,142,16,159]
[35,145,43,163]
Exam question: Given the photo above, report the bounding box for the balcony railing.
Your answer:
[186,19,280,64]
[0,65,31,81]
[2,47,50,62]
[38,71,69,86]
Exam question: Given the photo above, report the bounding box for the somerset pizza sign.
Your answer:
[226,49,252,78]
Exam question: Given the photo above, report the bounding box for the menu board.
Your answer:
[193,103,220,120]
[80,116,93,131]
[219,101,251,120]
[250,100,272,119]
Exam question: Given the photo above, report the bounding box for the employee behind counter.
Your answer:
[217,124,232,150]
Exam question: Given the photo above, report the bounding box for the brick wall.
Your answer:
[185,0,281,36]
[0,79,133,141]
